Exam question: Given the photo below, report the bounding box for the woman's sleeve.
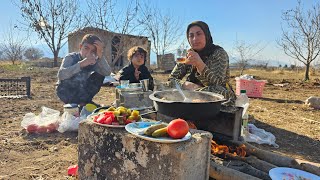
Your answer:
[168,63,188,83]
[198,48,229,86]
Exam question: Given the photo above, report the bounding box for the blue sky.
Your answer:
[1,0,318,65]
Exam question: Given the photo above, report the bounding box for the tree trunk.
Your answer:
[53,51,59,67]
[240,68,244,76]
[304,63,310,81]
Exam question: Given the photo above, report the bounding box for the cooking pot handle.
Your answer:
[140,110,157,117]
[93,106,111,114]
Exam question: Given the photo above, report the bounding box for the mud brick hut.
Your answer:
[68,27,151,71]
[157,53,176,72]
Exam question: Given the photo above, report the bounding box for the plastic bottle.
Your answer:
[235,89,249,136]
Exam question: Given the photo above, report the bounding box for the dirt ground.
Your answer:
[0,64,319,179]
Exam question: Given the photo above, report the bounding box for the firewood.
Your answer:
[227,154,277,173]
[209,160,261,180]
[231,140,320,176]
[211,155,270,180]
[226,160,271,180]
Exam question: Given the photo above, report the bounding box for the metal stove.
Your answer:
[156,106,243,141]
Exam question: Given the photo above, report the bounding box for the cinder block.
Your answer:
[78,120,212,180]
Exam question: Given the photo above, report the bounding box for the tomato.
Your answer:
[92,115,99,122]
[103,116,113,125]
[167,118,189,139]
[104,112,116,122]
[125,119,133,125]
[67,165,78,176]
[37,126,48,133]
[26,124,38,133]
[47,123,58,133]
[96,114,107,124]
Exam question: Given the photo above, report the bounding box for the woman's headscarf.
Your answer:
[184,21,221,85]
[186,21,220,61]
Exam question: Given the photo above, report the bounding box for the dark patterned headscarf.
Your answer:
[187,21,220,61]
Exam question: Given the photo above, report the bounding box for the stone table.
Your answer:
[78,120,212,180]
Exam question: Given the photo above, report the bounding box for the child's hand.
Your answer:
[94,40,104,59]
[134,68,141,80]
[80,53,97,68]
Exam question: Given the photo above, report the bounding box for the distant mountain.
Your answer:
[229,56,290,67]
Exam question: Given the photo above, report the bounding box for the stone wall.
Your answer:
[157,53,176,72]
[68,27,151,71]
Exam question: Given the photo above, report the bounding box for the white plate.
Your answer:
[92,121,126,128]
[88,113,126,128]
[269,167,320,180]
[125,122,191,143]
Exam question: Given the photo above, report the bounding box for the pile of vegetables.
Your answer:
[143,118,189,139]
[92,106,141,125]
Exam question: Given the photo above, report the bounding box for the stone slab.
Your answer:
[78,120,212,180]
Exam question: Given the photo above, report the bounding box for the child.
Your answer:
[56,34,111,106]
[119,46,154,90]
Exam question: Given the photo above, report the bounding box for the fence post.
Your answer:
[22,77,31,98]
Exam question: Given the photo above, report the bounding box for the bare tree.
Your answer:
[278,0,320,81]
[83,0,145,69]
[0,25,26,64]
[85,0,142,34]
[139,3,183,64]
[233,39,265,75]
[24,47,44,60]
[254,59,270,69]
[17,0,81,67]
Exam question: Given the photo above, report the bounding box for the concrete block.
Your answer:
[78,120,212,180]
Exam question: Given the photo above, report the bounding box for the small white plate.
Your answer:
[125,122,191,143]
[269,167,320,180]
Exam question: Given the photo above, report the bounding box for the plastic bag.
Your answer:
[57,112,86,133]
[21,106,61,133]
[243,124,279,148]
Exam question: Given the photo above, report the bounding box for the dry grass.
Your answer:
[0,64,319,179]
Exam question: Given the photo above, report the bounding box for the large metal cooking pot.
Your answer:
[149,90,226,121]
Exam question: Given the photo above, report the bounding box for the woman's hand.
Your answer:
[182,81,202,90]
[185,50,206,73]
[94,40,104,59]
[134,68,141,80]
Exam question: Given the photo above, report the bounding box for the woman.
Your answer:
[169,21,236,104]
[119,46,154,90]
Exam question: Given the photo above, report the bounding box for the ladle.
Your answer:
[174,81,192,102]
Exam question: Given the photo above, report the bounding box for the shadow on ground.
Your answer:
[259,97,304,104]
[251,119,320,163]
